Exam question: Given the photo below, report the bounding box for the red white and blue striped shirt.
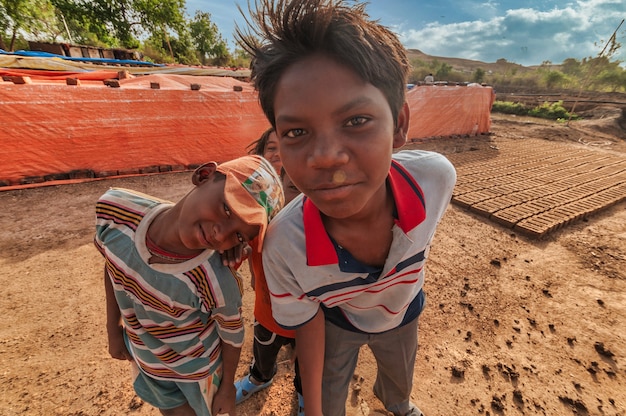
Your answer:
[263,150,456,333]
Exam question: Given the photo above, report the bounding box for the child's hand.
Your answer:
[107,328,132,361]
[211,382,236,416]
[220,243,252,268]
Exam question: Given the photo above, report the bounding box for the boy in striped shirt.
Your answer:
[237,1,457,415]
[95,155,283,416]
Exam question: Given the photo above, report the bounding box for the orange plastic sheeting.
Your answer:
[0,75,270,186]
[0,68,121,81]
[406,84,494,139]
[0,76,494,189]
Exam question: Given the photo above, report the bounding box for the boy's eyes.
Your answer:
[285,128,306,138]
[345,116,369,127]
[223,203,246,244]
[282,117,369,138]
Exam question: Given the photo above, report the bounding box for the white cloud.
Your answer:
[399,1,626,66]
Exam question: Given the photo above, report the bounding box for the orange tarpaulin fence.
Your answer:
[406,83,494,139]
[0,74,493,190]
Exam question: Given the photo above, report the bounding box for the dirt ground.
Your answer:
[0,95,625,416]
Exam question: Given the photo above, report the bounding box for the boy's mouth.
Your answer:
[311,181,355,201]
[200,225,215,249]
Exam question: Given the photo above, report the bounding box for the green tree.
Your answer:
[595,64,626,92]
[230,47,251,68]
[435,62,452,80]
[1,0,29,50]
[0,0,61,50]
[473,67,486,83]
[166,30,199,65]
[543,70,565,89]
[51,0,117,46]
[189,10,228,65]
[52,0,188,50]
[560,58,582,77]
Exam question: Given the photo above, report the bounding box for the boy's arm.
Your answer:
[104,266,131,361]
[211,342,241,416]
[296,308,326,416]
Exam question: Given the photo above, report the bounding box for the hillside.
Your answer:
[407,48,535,76]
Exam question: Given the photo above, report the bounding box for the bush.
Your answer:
[491,100,579,121]
[528,101,579,121]
[491,101,528,115]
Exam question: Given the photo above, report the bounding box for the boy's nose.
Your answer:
[308,132,348,168]
[213,220,237,244]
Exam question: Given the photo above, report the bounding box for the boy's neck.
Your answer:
[321,189,396,267]
[146,208,204,264]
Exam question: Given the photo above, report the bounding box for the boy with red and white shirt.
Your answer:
[237,1,456,415]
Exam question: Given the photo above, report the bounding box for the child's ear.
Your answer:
[393,102,410,149]
[192,162,218,186]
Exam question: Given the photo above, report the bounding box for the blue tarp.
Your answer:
[0,48,163,67]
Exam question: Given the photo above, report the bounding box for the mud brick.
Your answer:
[66,78,81,86]
[95,170,119,178]
[2,76,14,82]
[492,209,530,227]
[104,79,120,88]
[118,168,141,176]
[452,194,482,208]
[19,176,45,184]
[514,217,551,238]
[469,204,496,217]
[470,200,504,215]
[170,165,186,172]
[11,76,32,84]
[233,85,243,92]
[159,165,173,172]
[118,70,132,79]
[102,50,115,59]
[190,83,201,90]
[515,225,547,239]
[43,173,71,181]
[490,215,517,229]
[69,169,95,179]
[150,82,160,89]
[140,165,160,174]
[68,46,83,57]
[187,163,202,170]
[452,195,471,208]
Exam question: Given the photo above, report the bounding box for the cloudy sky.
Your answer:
[187,0,626,67]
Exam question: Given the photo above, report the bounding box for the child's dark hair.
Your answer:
[236,0,410,127]
[246,127,274,156]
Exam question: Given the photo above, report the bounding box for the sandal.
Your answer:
[297,392,305,416]
[405,403,424,416]
[234,374,273,404]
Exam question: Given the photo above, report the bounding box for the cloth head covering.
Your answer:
[217,155,283,250]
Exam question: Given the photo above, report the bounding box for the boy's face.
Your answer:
[273,54,408,220]
[282,173,301,205]
[180,169,260,252]
[263,131,282,173]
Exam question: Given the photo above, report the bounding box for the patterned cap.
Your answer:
[217,155,284,250]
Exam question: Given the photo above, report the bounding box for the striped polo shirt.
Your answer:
[94,188,244,381]
[263,150,456,334]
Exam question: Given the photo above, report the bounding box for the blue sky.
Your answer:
[186,0,626,67]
